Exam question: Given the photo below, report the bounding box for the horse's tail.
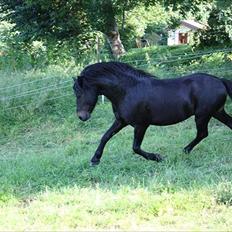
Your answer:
[222,79,232,99]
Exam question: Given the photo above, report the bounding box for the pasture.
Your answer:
[0,45,232,230]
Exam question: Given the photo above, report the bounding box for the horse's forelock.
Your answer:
[73,79,83,93]
[77,76,84,87]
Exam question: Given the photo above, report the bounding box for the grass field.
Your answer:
[0,45,232,230]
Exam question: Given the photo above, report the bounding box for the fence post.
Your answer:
[96,36,105,104]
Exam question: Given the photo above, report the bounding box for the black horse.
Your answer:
[73,61,232,165]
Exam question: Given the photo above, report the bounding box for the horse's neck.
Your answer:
[95,76,127,105]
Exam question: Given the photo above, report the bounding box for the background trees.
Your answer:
[0,0,231,60]
[196,5,232,47]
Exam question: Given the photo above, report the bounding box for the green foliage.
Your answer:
[0,16,103,70]
[119,4,176,49]
[0,0,102,63]
[1,0,91,41]
[195,5,232,47]
[1,0,225,58]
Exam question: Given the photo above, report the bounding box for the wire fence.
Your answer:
[0,75,66,91]
[1,65,231,111]
[121,47,232,64]
[0,81,73,101]
[3,93,74,111]
[1,83,72,101]
[0,66,227,110]
[1,47,231,95]
[0,47,231,112]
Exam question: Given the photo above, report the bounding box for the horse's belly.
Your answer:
[150,102,194,126]
[119,107,192,126]
[151,113,192,126]
[117,96,194,126]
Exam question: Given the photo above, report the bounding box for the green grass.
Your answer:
[0,101,232,230]
[0,45,232,230]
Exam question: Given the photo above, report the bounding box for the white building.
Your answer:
[168,20,206,46]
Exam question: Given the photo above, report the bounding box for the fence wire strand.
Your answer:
[1,84,72,101]
[1,47,231,93]
[0,75,71,91]
[121,48,232,64]
[3,93,74,111]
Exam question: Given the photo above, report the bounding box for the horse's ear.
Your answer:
[77,76,84,88]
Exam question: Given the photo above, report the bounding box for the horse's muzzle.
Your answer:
[77,111,91,121]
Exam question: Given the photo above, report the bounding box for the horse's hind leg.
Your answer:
[213,109,232,129]
[184,116,211,154]
[133,125,163,162]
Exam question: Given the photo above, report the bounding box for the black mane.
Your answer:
[80,61,155,81]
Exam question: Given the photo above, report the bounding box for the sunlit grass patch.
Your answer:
[0,186,231,230]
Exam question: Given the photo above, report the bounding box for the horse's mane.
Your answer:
[80,61,155,82]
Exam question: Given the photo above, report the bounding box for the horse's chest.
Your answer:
[116,100,151,125]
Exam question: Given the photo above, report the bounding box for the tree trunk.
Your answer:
[105,20,125,58]
[101,0,125,58]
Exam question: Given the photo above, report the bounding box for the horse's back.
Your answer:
[141,73,226,125]
[164,73,226,98]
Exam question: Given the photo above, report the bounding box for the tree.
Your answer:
[1,0,128,57]
[1,0,217,57]
[84,0,126,57]
[194,3,232,47]
[0,0,91,41]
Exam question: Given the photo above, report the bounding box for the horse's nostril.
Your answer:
[77,111,90,121]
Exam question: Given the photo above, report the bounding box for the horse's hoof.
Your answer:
[90,160,100,166]
[183,147,191,154]
[150,153,164,162]
[155,154,164,162]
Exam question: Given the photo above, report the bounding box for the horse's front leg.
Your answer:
[133,125,163,162]
[91,119,126,166]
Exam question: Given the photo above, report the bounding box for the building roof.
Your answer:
[180,20,206,30]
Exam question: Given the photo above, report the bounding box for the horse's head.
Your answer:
[73,76,98,121]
